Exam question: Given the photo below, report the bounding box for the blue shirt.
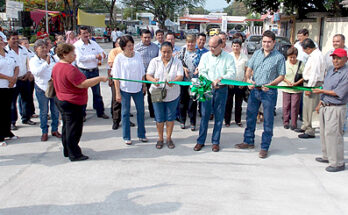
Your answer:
[134,41,159,71]
[248,48,286,85]
[194,45,209,67]
[321,65,348,105]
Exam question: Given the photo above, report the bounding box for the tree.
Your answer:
[223,2,248,16]
[225,0,348,18]
[190,6,210,15]
[122,0,205,30]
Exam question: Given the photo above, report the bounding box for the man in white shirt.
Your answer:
[324,34,348,70]
[5,31,36,130]
[219,32,232,53]
[295,38,326,138]
[153,29,164,48]
[111,28,117,48]
[294,29,318,64]
[74,26,109,120]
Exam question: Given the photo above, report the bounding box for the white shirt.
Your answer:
[230,52,248,82]
[112,52,145,93]
[147,56,184,102]
[324,46,348,71]
[0,51,18,88]
[27,49,35,59]
[74,39,104,69]
[5,45,29,77]
[0,31,6,42]
[29,55,58,91]
[302,48,326,87]
[111,31,117,42]
[294,40,318,64]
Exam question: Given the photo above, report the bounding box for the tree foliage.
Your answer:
[226,0,347,18]
[190,6,210,15]
[223,2,248,16]
[122,0,205,30]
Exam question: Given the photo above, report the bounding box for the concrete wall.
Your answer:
[321,17,348,54]
[295,19,320,44]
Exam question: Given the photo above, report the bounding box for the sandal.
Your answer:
[156,140,164,149]
[167,140,175,149]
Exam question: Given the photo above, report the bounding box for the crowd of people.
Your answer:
[0,26,347,172]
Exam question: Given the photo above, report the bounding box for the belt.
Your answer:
[303,80,308,83]
[78,67,98,72]
[255,86,262,90]
[213,84,226,89]
[321,102,345,107]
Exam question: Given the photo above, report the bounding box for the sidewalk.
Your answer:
[0,42,347,215]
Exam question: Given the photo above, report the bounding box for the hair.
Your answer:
[186,34,196,43]
[79,26,90,34]
[56,43,75,59]
[43,37,51,45]
[286,46,298,57]
[165,32,175,39]
[140,29,151,36]
[115,37,121,44]
[19,37,29,43]
[297,29,309,36]
[160,41,173,50]
[301,38,316,49]
[155,29,164,36]
[232,32,244,42]
[119,35,134,51]
[218,31,227,36]
[33,39,46,52]
[6,31,18,40]
[232,39,242,46]
[116,27,120,31]
[216,37,223,45]
[198,33,206,39]
[334,34,345,42]
[56,34,64,40]
[262,30,276,41]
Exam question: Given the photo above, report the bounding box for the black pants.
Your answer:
[179,85,197,125]
[146,83,154,117]
[55,98,84,159]
[0,88,15,141]
[11,79,32,124]
[224,86,245,124]
[112,42,116,48]
[110,81,121,123]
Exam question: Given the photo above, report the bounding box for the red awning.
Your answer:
[30,9,62,25]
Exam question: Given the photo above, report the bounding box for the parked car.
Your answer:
[246,35,291,57]
[228,30,246,41]
[174,30,186,39]
[209,28,220,36]
[185,29,199,36]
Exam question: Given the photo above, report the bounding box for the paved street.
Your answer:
[0,41,348,215]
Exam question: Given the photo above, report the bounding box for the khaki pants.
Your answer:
[319,105,346,167]
[301,92,320,136]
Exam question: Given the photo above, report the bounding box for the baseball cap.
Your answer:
[330,48,347,58]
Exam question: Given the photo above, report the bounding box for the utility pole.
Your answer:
[45,0,49,33]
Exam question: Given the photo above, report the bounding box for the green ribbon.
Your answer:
[110,77,192,86]
[190,76,213,102]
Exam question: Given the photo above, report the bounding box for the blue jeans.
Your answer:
[243,88,278,151]
[197,87,228,145]
[120,90,146,141]
[79,68,105,117]
[35,84,59,134]
[153,97,180,123]
[11,79,31,123]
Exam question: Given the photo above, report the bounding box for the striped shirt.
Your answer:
[248,48,286,86]
[134,41,159,72]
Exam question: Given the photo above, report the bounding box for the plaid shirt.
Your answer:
[248,48,286,86]
[134,41,159,72]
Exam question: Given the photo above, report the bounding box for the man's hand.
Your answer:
[312,88,322,94]
[28,73,34,82]
[315,101,322,114]
[212,78,221,88]
[305,91,311,96]
[116,93,121,103]
[142,84,147,95]
[261,85,269,92]
[193,68,199,75]
[96,54,102,61]
[246,79,255,90]
[167,81,174,87]
[9,76,17,85]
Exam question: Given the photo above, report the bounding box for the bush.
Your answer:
[29,35,37,44]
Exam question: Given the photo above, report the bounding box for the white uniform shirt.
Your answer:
[112,52,145,93]
[294,40,318,64]
[27,49,35,59]
[5,45,29,77]
[29,54,58,91]
[74,39,104,69]
[0,50,18,88]
[302,48,326,87]
[147,56,184,102]
[230,52,248,82]
[111,31,117,42]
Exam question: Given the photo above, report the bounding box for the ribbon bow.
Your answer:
[190,76,213,102]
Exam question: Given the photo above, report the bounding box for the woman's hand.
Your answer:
[116,93,121,103]
[193,68,199,75]
[154,78,160,87]
[167,82,174,87]
[184,67,190,78]
[99,76,108,82]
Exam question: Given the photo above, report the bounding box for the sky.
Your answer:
[204,0,230,11]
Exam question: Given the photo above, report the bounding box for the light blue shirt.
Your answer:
[198,50,236,81]
[248,48,286,86]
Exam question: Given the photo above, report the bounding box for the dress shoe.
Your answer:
[31,114,39,118]
[259,150,268,159]
[225,123,230,127]
[212,144,220,152]
[98,114,109,119]
[23,120,36,125]
[290,126,296,130]
[167,140,175,149]
[52,131,62,138]
[70,155,89,162]
[294,128,305,133]
[284,124,290,129]
[130,121,136,127]
[41,133,48,141]
[235,143,255,149]
[193,143,204,151]
[112,122,119,130]
[190,125,196,131]
[83,116,86,122]
[236,122,243,128]
[10,124,18,130]
[298,133,315,139]
[139,137,148,142]
[325,165,345,172]
[315,157,329,163]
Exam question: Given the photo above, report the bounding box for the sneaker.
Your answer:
[125,140,132,145]
[98,114,109,119]
[325,165,345,172]
[284,124,290,129]
[180,123,185,129]
[11,124,18,130]
[22,120,36,125]
[6,136,19,140]
[298,133,315,139]
[259,150,268,159]
[190,125,196,131]
[235,143,255,149]
[1,141,7,147]
[139,137,148,142]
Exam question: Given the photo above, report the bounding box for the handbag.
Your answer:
[243,87,250,103]
[151,58,173,103]
[45,79,56,98]
[294,61,303,86]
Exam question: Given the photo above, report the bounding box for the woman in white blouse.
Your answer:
[29,39,60,141]
[113,35,147,145]
[146,42,184,149]
[0,36,19,145]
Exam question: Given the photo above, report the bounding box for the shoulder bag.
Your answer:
[294,61,303,86]
[45,79,56,98]
[151,59,173,103]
